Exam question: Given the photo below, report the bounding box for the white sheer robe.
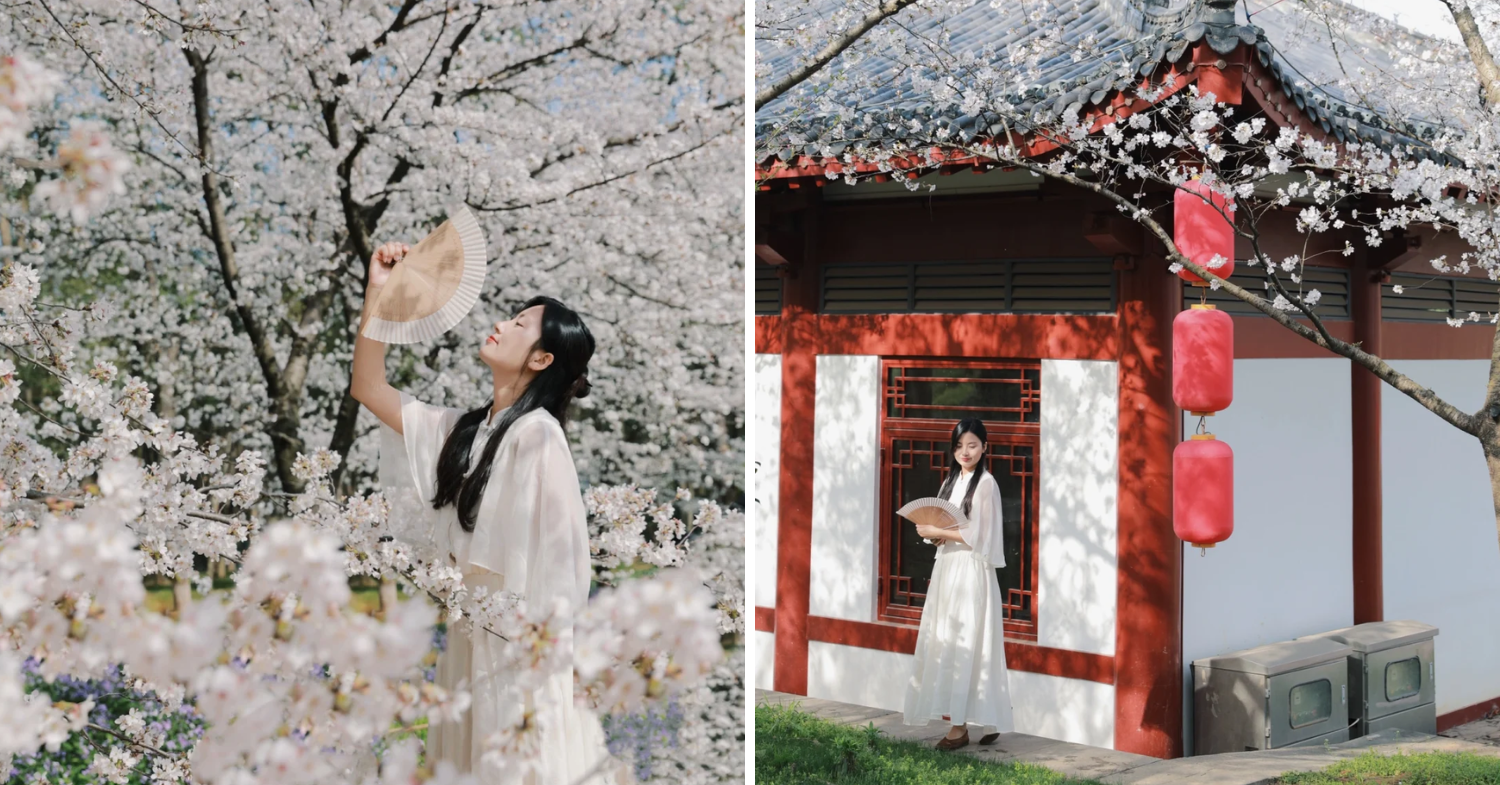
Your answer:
[902,469,1014,733]
[379,391,617,784]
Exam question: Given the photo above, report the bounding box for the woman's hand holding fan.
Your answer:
[897,498,967,545]
[368,241,410,288]
[362,206,488,345]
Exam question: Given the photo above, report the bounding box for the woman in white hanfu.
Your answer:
[903,417,1014,751]
[352,240,618,784]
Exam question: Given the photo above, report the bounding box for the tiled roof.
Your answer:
[756,0,1447,162]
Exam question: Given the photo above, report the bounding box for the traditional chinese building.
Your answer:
[753,0,1500,758]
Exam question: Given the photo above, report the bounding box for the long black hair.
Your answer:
[935,418,988,517]
[432,296,595,532]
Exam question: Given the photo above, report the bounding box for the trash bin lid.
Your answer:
[1192,637,1352,676]
[1300,620,1439,653]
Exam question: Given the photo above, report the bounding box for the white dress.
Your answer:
[902,469,1015,733]
[380,391,617,784]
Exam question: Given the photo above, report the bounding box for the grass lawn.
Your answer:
[145,585,385,615]
[1278,749,1500,784]
[756,703,1106,785]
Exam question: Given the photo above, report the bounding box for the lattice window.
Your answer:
[755,262,783,316]
[1183,265,1351,319]
[1383,273,1499,323]
[878,360,1040,640]
[822,259,1115,315]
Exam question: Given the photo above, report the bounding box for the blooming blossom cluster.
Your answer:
[575,568,725,715]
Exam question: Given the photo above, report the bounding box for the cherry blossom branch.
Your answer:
[1444,0,1500,107]
[34,0,225,176]
[468,130,737,213]
[754,0,919,110]
[86,722,181,761]
[983,147,1479,437]
[127,0,244,35]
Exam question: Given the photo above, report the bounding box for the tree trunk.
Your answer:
[1484,436,1500,552]
[1447,1,1500,107]
[172,576,191,620]
[378,577,397,622]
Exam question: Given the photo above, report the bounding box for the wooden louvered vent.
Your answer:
[755,262,783,316]
[1182,265,1351,320]
[820,259,1116,314]
[1383,273,1499,323]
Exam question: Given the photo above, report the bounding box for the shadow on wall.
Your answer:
[811,355,880,623]
[753,354,782,611]
[1039,360,1118,656]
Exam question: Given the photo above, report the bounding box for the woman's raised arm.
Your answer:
[351,242,409,434]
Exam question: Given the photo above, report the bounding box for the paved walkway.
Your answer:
[756,689,1500,784]
[1439,704,1500,747]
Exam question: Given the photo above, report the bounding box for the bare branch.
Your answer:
[755,0,920,111]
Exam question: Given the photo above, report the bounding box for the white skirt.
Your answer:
[430,571,623,785]
[902,543,1015,732]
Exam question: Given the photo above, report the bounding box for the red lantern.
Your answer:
[1174,178,1235,285]
[1173,304,1234,415]
[1173,434,1234,549]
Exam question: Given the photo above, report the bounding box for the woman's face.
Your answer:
[480,305,550,374]
[954,431,985,472]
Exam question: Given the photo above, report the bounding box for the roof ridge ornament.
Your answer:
[1179,0,1261,55]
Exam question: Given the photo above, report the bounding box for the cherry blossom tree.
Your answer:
[756,0,1500,549]
[0,0,745,780]
[1,0,744,504]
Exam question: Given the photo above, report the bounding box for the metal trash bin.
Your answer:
[1298,620,1438,738]
[1193,638,1351,755]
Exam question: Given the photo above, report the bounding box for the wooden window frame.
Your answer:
[875,358,1042,641]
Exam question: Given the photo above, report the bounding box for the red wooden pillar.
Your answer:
[1351,253,1384,623]
[1113,239,1184,758]
[774,191,820,694]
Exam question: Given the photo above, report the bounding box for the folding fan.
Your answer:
[896,497,967,545]
[361,206,487,344]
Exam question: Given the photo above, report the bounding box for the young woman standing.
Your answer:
[353,240,616,783]
[903,418,1014,751]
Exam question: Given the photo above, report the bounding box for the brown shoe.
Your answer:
[936,730,969,751]
[978,732,1001,746]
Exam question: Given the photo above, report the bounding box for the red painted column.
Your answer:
[1113,241,1184,758]
[1351,253,1383,623]
[773,191,820,695]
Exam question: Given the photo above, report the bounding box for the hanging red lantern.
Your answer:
[1173,304,1234,415]
[1173,434,1234,549]
[1174,178,1235,285]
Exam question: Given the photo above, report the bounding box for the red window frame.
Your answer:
[876,358,1042,641]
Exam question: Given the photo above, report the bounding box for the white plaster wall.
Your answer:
[1383,360,1500,716]
[1180,358,1353,755]
[1039,360,1119,656]
[753,631,776,693]
[809,355,882,621]
[807,642,1116,747]
[754,354,782,609]
[808,642,913,713]
[1009,671,1116,749]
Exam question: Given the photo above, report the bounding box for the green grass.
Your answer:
[1278,749,1500,784]
[756,703,1106,785]
[145,585,384,615]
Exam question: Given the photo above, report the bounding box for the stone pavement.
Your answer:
[1439,703,1500,747]
[755,689,1500,784]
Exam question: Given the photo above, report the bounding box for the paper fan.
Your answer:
[896,497,967,530]
[362,206,487,344]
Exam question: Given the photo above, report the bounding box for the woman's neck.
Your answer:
[491,372,532,419]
